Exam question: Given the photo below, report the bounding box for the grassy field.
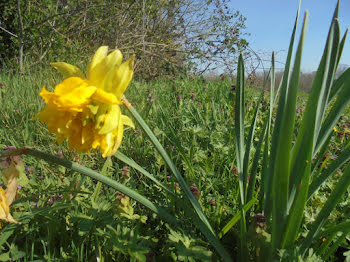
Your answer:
[1,1,350,260]
[0,65,349,261]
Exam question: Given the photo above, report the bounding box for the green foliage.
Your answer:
[0,0,248,78]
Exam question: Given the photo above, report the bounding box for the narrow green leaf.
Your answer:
[329,67,350,101]
[270,6,303,250]
[314,70,350,155]
[311,134,332,176]
[333,28,348,81]
[279,11,309,249]
[218,198,257,239]
[261,133,271,217]
[114,151,176,197]
[316,220,350,238]
[261,53,276,219]
[243,89,263,199]
[315,232,337,256]
[308,144,350,199]
[247,118,268,203]
[235,53,246,204]
[291,13,340,178]
[235,54,247,260]
[286,9,342,249]
[300,163,350,256]
[313,17,340,149]
[323,229,350,260]
[245,68,270,203]
[3,148,178,225]
[288,8,341,236]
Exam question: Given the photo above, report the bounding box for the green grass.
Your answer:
[0,66,349,261]
[0,69,239,261]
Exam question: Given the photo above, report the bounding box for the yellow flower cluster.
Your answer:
[37,47,135,157]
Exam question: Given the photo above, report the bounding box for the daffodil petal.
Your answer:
[121,115,135,129]
[87,46,108,79]
[56,86,97,111]
[105,49,123,68]
[102,61,120,95]
[50,62,85,78]
[41,78,96,111]
[93,132,114,158]
[95,105,121,134]
[88,48,124,88]
[109,117,125,156]
[54,77,87,95]
[113,56,135,100]
[92,89,120,104]
[39,86,56,105]
[40,77,96,112]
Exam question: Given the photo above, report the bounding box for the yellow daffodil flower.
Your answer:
[37,46,135,157]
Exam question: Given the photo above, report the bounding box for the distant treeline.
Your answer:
[0,0,248,78]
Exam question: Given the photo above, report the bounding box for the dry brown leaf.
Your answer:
[1,155,23,205]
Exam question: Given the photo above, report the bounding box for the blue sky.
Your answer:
[229,0,350,72]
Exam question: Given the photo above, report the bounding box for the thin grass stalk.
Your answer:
[92,157,112,202]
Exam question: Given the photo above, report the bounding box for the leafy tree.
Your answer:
[0,0,248,78]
